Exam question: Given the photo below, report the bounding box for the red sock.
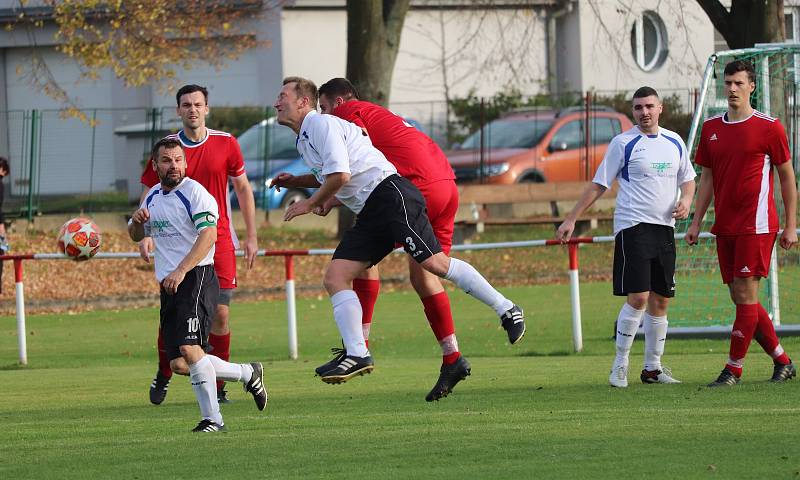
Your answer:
[353,278,380,347]
[726,304,759,377]
[754,304,791,365]
[157,329,172,379]
[422,291,460,365]
[208,332,231,391]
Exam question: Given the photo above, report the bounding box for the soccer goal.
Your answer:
[668,43,800,336]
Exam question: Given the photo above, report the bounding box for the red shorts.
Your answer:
[416,179,458,254]
[715,233,776,284]
[214,248,237,289]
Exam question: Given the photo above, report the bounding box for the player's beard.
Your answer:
[160,170,184,189]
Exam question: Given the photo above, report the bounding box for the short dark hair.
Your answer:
[0,156,8,175]
[633,86,659,100]
[151,138,184,161]
[175,84,208,106]
[723,60,756,83]
[282,76,318,109]
[319,78,360,101]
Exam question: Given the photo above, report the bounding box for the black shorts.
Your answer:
[333,175,442,267]
[159,264,219,360]
[613,223,676,298]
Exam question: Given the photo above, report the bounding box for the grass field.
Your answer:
[2,283,800,479]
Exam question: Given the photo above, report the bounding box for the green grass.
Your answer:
[2,284,800,479]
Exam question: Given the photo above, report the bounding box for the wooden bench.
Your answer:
[454,181,617,242]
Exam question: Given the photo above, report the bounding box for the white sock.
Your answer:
[207,354,253,384]
[331,290,369,358]
[445,257,513,315]
[189,355,223,425]
[615,303,645,364]
[643,313,668,371]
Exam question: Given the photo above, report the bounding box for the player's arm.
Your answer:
[776,161,798,250]
[284,172,350,222]
[673,179,696,220]
[137,181,154,263]
[162,226,217,294]
[556,183,606,243]
[128,207,150,242]
[271,173,321,190]
[230,173,259,269]
[686,167,713,245]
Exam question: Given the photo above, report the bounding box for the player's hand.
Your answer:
[138,237,154,264]
[270,172,294,192]
[313,197,338,216]
[779,228,798,250]
[244,236,258,270]
[685,223,700,245]
[556,220,575,243]
[161,269,186,295]
[672,200,690,220]
[131,207,150,224]
[284,198,313,222]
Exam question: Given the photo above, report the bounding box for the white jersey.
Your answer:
[296,110,397,213]
[140,177,219,281]
[592,126,696,235]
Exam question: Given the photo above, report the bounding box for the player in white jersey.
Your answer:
[129,138,267,432]
[271,76,526,386]
[556,87,696,387]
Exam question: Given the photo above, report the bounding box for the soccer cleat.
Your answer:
[770,362,796,383]
[500,305,526,345]
[640,367,681,384]
[244,362,268,411]
[425,356,471,402]
[217,386,232,404]
[707,368,741,387]
[149,371,170,405]
[191,419,227,433]
[609,361,628,388]
[320,355,374,384]
[315,344,347,376]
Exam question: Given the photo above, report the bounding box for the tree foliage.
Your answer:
[9,0,275,120]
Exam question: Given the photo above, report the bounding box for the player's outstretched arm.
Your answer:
[270,173,321,191]
[556,182,606,243]
[284,172,350,222]
[776,161,798,250]
[162,226,217,294]
[231,174,259,269]
[686,167,713,245]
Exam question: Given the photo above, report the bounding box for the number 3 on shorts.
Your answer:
[405,236,416,252]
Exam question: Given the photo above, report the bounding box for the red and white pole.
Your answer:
[568,244,583,352]
[285,255,298,360]
[14,259,27,365]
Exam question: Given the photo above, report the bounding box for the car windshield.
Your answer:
[238,121,299,160]
[459,118,553,150]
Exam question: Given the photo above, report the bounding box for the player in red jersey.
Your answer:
[687,60,797,386]
[140,85,259,404]
[306,77,525,401]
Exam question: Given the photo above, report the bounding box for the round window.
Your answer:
[630,11,668,71]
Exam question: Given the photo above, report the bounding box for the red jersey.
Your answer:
[141,129,245,251]
[694,111,790,235]
[332,100,454,186]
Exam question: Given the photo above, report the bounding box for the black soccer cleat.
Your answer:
[500,305,526,345]
[770,362,796,383]
[244,362,268,411]
[707,368,741,387]
[320,355,374,384]
[425,355,471,402]
[315,344,347,376]
[191,419,227,433]
[217,386,232,404]
[149,370,171,405]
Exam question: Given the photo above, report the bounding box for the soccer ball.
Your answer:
[57,217,102,261]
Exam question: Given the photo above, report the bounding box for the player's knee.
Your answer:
[170,357,190,376]
[421,253,449,278]
[627,292,649,310]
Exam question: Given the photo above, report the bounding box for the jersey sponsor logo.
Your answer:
[151,219,171,232]
[651,162,671,174]
[709,133,718,141]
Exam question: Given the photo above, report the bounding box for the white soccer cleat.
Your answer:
[640,367,681,384]
[609,360,629,388]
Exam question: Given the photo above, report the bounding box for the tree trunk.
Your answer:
[696,0,784,49]
[339,0,410,238]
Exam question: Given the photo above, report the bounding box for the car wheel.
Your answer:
[280,189,308,208]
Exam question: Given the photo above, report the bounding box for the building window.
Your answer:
[630,11,668,71]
